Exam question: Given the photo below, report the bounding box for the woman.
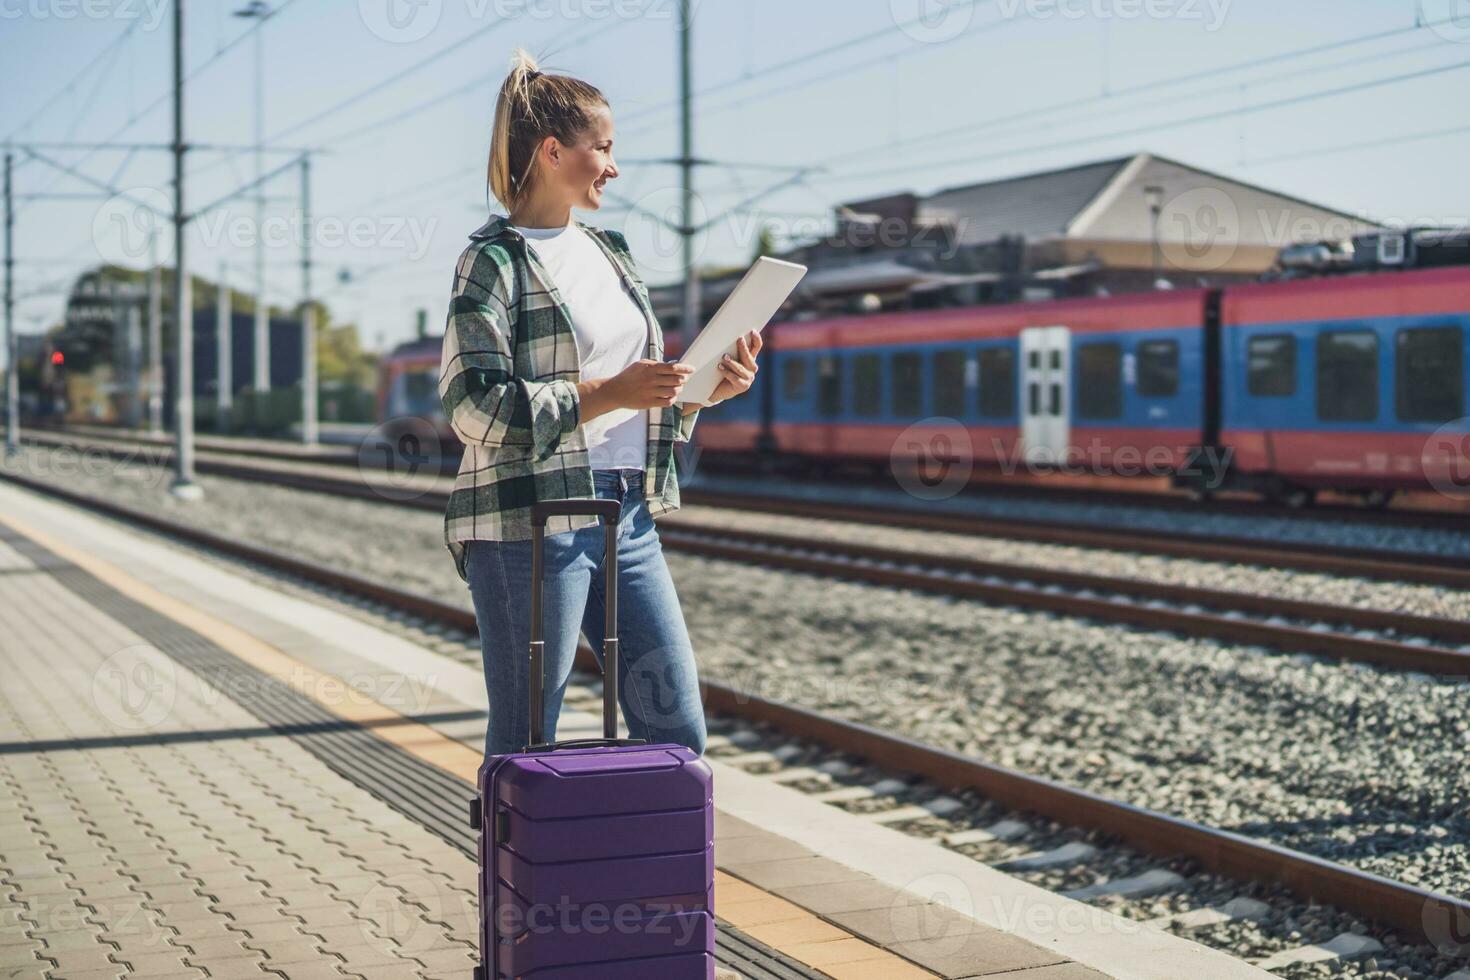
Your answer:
[439,49,761,759]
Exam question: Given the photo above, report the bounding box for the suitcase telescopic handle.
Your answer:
[526,499,646,752]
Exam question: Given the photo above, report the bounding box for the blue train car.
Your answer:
[1217,265,1469,505]
[697,291,1211,485]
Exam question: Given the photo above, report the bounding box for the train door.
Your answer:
[1020,326,1070,463]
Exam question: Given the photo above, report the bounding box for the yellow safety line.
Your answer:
[0,510,936,979]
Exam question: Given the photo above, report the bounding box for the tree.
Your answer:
[753,222,777,261]
[311,303,378,388]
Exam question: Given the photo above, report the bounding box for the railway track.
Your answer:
[3,463,1467,967]
[655,522,1470,677]
[18,430,1470,679]
[35,420,1470,530]
[682,487,1470,591]
[25,427,1470,592]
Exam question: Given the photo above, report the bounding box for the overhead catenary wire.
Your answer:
[616,0,999,129]
[1244,119,1470,166]
[813,56,1470,188]
[682,37,1460,221]
[15,0,302,216]
[618,10,1466,149]
[813,29,1463,170]
[3,19,142,143]
[317,20,637,151]
[264,13,531,144]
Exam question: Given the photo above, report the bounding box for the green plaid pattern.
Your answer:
[439,213,701,583]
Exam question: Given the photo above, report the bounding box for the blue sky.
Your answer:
[3,0,1467,351]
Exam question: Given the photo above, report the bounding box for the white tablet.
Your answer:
[672,256,808,406]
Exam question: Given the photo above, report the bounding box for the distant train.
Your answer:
[377,334,452,450]
[381,235,1468,506]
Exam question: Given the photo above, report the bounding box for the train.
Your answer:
[381,230,1469,507]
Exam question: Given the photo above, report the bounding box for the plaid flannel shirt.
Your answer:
[439,213,701,583]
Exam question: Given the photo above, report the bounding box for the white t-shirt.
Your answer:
[513,221,649,471]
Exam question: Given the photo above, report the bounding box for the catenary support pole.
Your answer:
[299,153,316,445]
[678,0,700,348]
[4,150,17,458]
[252,3,270,393]
[148,231,163,432]
[217,261,232,425]
[170,0,201,499]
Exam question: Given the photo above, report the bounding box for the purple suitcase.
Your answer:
[471,498,716,980]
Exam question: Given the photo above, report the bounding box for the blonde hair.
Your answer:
[487,48,609,213]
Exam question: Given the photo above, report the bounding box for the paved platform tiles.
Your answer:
[0,478,1274,979]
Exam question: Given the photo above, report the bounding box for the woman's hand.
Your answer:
[580,359,693,422]
[704,331,762,406]
[610,359,695,409]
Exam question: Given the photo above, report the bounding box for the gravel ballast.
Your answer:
[689,472,1470,559]
[5,444,1467,904]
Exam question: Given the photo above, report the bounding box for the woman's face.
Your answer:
[541,105,617,212]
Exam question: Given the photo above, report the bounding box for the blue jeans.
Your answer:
[465,468,708,758]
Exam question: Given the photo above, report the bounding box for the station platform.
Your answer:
[0,478,1272,980]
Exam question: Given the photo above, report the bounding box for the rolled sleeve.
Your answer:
[674,403,700,443]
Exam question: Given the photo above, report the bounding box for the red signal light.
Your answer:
[51,351,65,366]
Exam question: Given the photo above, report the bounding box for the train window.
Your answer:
[978,347,1015,417]
[1317,330,1379,422]
[854,353,883,417]
[818,355,842,417]
[402,373,438,414]
[782,357,808,401]
[1136,340,1179,397]
[1028,382,1040,416]
[932,350,966,417]
[1076,343,1122,419]
[1247,335,1295,396]
[1029,350,1040,369]
[893,352,924,416]
[1396,326,1464,423]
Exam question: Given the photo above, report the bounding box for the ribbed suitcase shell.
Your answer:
[476,746,714,978]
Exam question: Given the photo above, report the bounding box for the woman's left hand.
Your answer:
[705,331,762,406]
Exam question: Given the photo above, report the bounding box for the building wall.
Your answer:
[1041,237,1284,276]
[1067,155,1378,274]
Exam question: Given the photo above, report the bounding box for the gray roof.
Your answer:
[916,157,1132,245]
